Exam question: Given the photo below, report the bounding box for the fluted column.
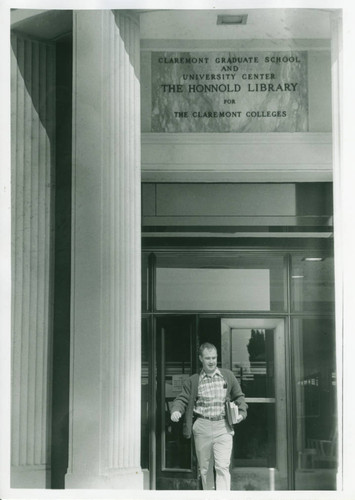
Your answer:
[10,34,55,488]
[65,10,142,489]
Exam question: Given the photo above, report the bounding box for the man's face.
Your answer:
[199,348,218,374]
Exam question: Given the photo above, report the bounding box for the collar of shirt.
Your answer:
[200,367,223,380]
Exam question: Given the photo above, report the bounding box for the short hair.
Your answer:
[199,342,217,356]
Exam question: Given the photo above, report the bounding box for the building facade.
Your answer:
[10,8,342,491]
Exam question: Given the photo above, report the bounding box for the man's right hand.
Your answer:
[171,411,182,422]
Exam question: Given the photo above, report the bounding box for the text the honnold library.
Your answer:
[151,52,308,133]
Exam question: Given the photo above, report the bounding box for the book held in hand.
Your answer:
[225,399,239,425]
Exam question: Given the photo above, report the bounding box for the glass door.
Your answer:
[200,317,288,490]
[155,315,199,490]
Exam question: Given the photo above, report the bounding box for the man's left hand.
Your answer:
[235,415,243,424]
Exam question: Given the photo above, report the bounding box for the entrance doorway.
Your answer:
[141,249,337,490]
[154,315,287,490]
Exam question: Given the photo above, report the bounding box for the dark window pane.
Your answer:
[141,318,150,470]
[142,253,149,312]
[232,329,275,398]
[292,318,337,490]
[233,403,276,468]
[157,317,193,471]
[291,254,335,313]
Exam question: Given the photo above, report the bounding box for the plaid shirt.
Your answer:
[194,368,227,419]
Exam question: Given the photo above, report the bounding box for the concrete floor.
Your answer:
[230,467,337,491]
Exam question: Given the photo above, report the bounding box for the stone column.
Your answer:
[10,33,55,488]
[65,10,142,489]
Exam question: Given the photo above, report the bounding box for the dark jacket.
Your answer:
[170,368,248,439]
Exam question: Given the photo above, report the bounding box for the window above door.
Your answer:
[154,251,285,312]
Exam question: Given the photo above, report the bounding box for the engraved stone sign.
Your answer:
[151,51,308,133]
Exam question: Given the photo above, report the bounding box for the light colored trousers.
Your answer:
[192,417,234,490]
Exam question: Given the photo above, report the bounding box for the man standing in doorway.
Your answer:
[170,342,248,490]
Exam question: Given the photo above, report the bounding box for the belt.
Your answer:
[195,414,225,421]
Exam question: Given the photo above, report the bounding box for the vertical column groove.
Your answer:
[67,10,142,488]
[11,33,55,487]
[100,10,141,473]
